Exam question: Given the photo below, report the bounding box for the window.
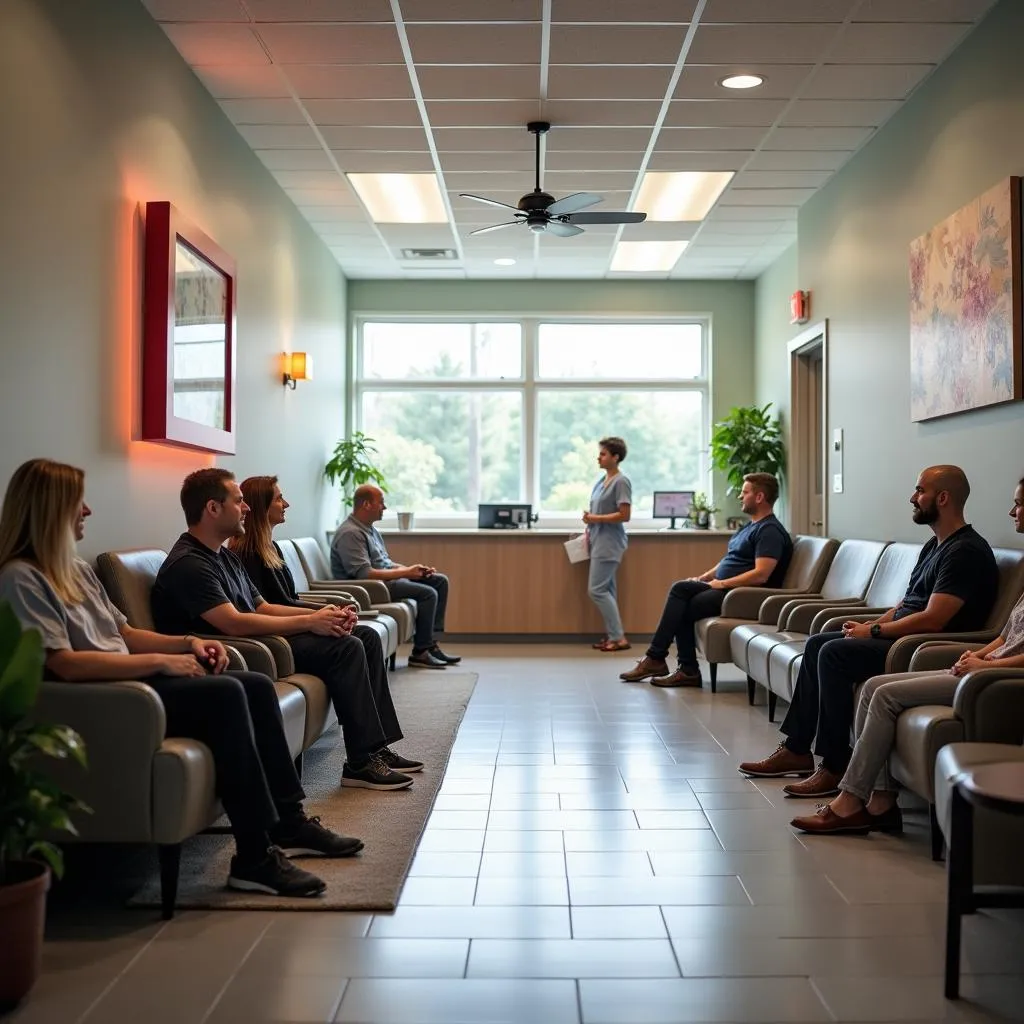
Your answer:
[354,318,708,522]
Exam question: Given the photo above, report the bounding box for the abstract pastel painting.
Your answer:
[909,177,1022,421]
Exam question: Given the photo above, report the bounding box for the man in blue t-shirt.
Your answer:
[621,473,792,688]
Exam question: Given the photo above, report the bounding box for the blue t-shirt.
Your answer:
[587,473,632,563]
[715,514,792,587]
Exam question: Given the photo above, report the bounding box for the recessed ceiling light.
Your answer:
[720,74,764,90]
[345,173,449,223]
[610,241,688,273]
[494,258,516,266]
[634,171,734,222]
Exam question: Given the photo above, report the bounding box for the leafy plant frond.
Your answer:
[708,403,786,496]
[324,431,389,507]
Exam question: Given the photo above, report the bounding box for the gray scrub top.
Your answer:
[587,473,632,563]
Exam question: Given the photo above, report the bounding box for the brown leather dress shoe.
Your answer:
[651,668,702,688]
[790,804,874,834]
[738,743,814,778]
[619,656,669,682]
[783,766,843,799]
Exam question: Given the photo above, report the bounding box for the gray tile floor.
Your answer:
[10,645,1024,1023]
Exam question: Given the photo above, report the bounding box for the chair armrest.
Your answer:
[295,591,358,610]
[813,607,891,634]
[194,635,278,679]
[780,598,863,632]
[908,641,986,672]
[953,667,1024,743]
[886,630,997,674]
[323,577,391,604]
[757,591,822,625]
[720,587,805,621]
[224,645,247,672]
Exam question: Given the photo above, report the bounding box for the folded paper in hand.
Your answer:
[564,533,589,564]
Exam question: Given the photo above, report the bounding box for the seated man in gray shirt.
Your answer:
[331,485,459,670]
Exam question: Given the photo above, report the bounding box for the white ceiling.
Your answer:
[142,0,995,281]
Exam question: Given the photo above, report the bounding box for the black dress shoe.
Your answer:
[430,645,461,664]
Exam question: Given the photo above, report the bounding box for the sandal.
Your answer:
[598,639,632,652]
[591,637,609,649]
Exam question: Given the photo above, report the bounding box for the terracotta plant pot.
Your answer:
[0,861,50,1010]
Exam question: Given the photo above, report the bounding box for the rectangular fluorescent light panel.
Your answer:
[635,171,734,221]
[346,173,449,223]
[610,240,689,273]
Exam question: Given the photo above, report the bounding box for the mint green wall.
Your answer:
[349,280,756,507]
[753,245,798,415]
[756,0,1023,548]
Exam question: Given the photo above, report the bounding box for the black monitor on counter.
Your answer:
[478,503,534,529]
[652,490,695,530]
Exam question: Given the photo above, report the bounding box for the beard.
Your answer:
[911,504,939,525]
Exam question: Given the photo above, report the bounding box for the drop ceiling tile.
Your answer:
[405,24,542,63]
[703,0,855,20]
[803,63,933,100]
[377,224,459,245]
[433,128,535,151]
[305,99,422,126]
[552,0,697,20]
[439,151,546,173]
[712,205,799,220]
[545,150,645,171]
[673,64,814,100]
[219,99,306,124]
[830,23,972,63]
[417,66,540,100]
[664,99,787,127]
[699,219,787,235]
[282,64,414,99]
[161,24,269,64]
[782,99,901,127]
[721,187,815,206]
[297,206,364,222]
[143,0,247,20]
[549,25,687,63]
[194,65,289,99]
[746,149,851,171]
[401,0,542,18]
[256,148,334,170]
[288,188,361,206]
[733,170,832,188]
[426,101,557,128]
[236,124,323,148]
[246,0,394,19]
[655,126,769,150]
[318,126,431,148]
[445,172,538,192]
[619,222,700,241]
[544,127,653,150]
[333,151,437,172]
[547,66,673,100]
[646,151,749,172]
[543,100,664,126]
[257,24,404,64]
[271,170,346,189]
[544,171,640,190]
[852,0,995,21]
[687,24,841,63]
[763,125,874,150]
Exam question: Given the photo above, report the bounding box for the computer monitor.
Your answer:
[478,503,534,529]
[652,490,695,530]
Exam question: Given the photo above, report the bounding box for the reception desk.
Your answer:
[379,529,732,637]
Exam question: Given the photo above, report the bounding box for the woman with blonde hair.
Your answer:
[0,458,362,900]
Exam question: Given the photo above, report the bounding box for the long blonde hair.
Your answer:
[0,459,86,603]
[228,475,284,569]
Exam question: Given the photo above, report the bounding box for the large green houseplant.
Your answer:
[709,403,786,496]
[323,432,388,510]
[0,601,87,1009]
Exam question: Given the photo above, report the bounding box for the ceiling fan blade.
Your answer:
[566,211,647,225]
[545,220,585,238]
[459,193,521,213]
[469,221,522,236]
[545,192,602,216]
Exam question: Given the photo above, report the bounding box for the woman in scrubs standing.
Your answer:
[583,436,632,651]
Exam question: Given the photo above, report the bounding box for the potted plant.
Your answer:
[0,601,87,1010]
[324,431,388,511]
[709,403,786,495]
[689,492,720,530]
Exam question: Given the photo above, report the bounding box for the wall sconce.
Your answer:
[282,351,312,390]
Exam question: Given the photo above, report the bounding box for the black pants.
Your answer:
[647,579,726,671]
[780,630,895,773]
[289,632,402,763]
[387,573,450,650]
[146,671,304,852]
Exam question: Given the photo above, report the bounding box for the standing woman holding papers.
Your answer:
[583,436,632,651]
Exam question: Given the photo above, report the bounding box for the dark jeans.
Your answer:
[780,630,895,774]
[146,671,304,854]
[288,632,402,763]
[647,579,726,672]
[387,573,450,650]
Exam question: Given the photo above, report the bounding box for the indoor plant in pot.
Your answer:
[709,403,786,495]
[689,492,720,530]
[324,431,388,513]
[0,601,87,1009]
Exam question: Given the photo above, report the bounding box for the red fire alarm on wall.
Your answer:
[790,290,810,325]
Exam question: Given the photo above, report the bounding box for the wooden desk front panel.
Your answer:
[381,533,730,635]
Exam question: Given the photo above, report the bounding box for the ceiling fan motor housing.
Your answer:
[518,190,555,213]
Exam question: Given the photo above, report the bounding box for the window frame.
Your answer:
[350,313,710,529]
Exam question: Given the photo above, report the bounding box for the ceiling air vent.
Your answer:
[401,248,458,261]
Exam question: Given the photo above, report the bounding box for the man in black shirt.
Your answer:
[739,465,999,806]
[621,473,792,688]
[152,469,423,792]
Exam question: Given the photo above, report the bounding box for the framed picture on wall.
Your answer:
[142,201,237,453]
[909,176,1023,421]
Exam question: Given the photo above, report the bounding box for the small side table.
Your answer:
[945,761,1024,999]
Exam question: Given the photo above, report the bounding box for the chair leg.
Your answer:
[708,663,717,693]
[767,691,777,722]
[930,803,945,862]
[294,752,303,776]
[158,843,182,921]
[747,676,756,705]
[388,652,397,671]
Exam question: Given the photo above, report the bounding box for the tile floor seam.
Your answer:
[197,917,274,1024]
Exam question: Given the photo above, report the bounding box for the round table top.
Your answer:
[959,761,1024,814]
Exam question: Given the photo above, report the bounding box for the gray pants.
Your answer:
[588,558,624,641]
[839,670,959,801]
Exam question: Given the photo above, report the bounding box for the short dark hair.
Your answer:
[180,468,235,526]
[599,436,627,463]
[743,472,779,505]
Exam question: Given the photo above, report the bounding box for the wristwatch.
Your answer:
[869,623,883,639]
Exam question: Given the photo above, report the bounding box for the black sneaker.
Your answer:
[227,846,326,897]
[341,752,414,790]
[408,649,447,669]
[379,746,424,773]
[270,814,364,858]
[430,645,461,664]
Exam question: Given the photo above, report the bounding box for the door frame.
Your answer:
[787,319,829,536]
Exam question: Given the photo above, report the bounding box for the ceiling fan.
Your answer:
[459,121,647,237]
